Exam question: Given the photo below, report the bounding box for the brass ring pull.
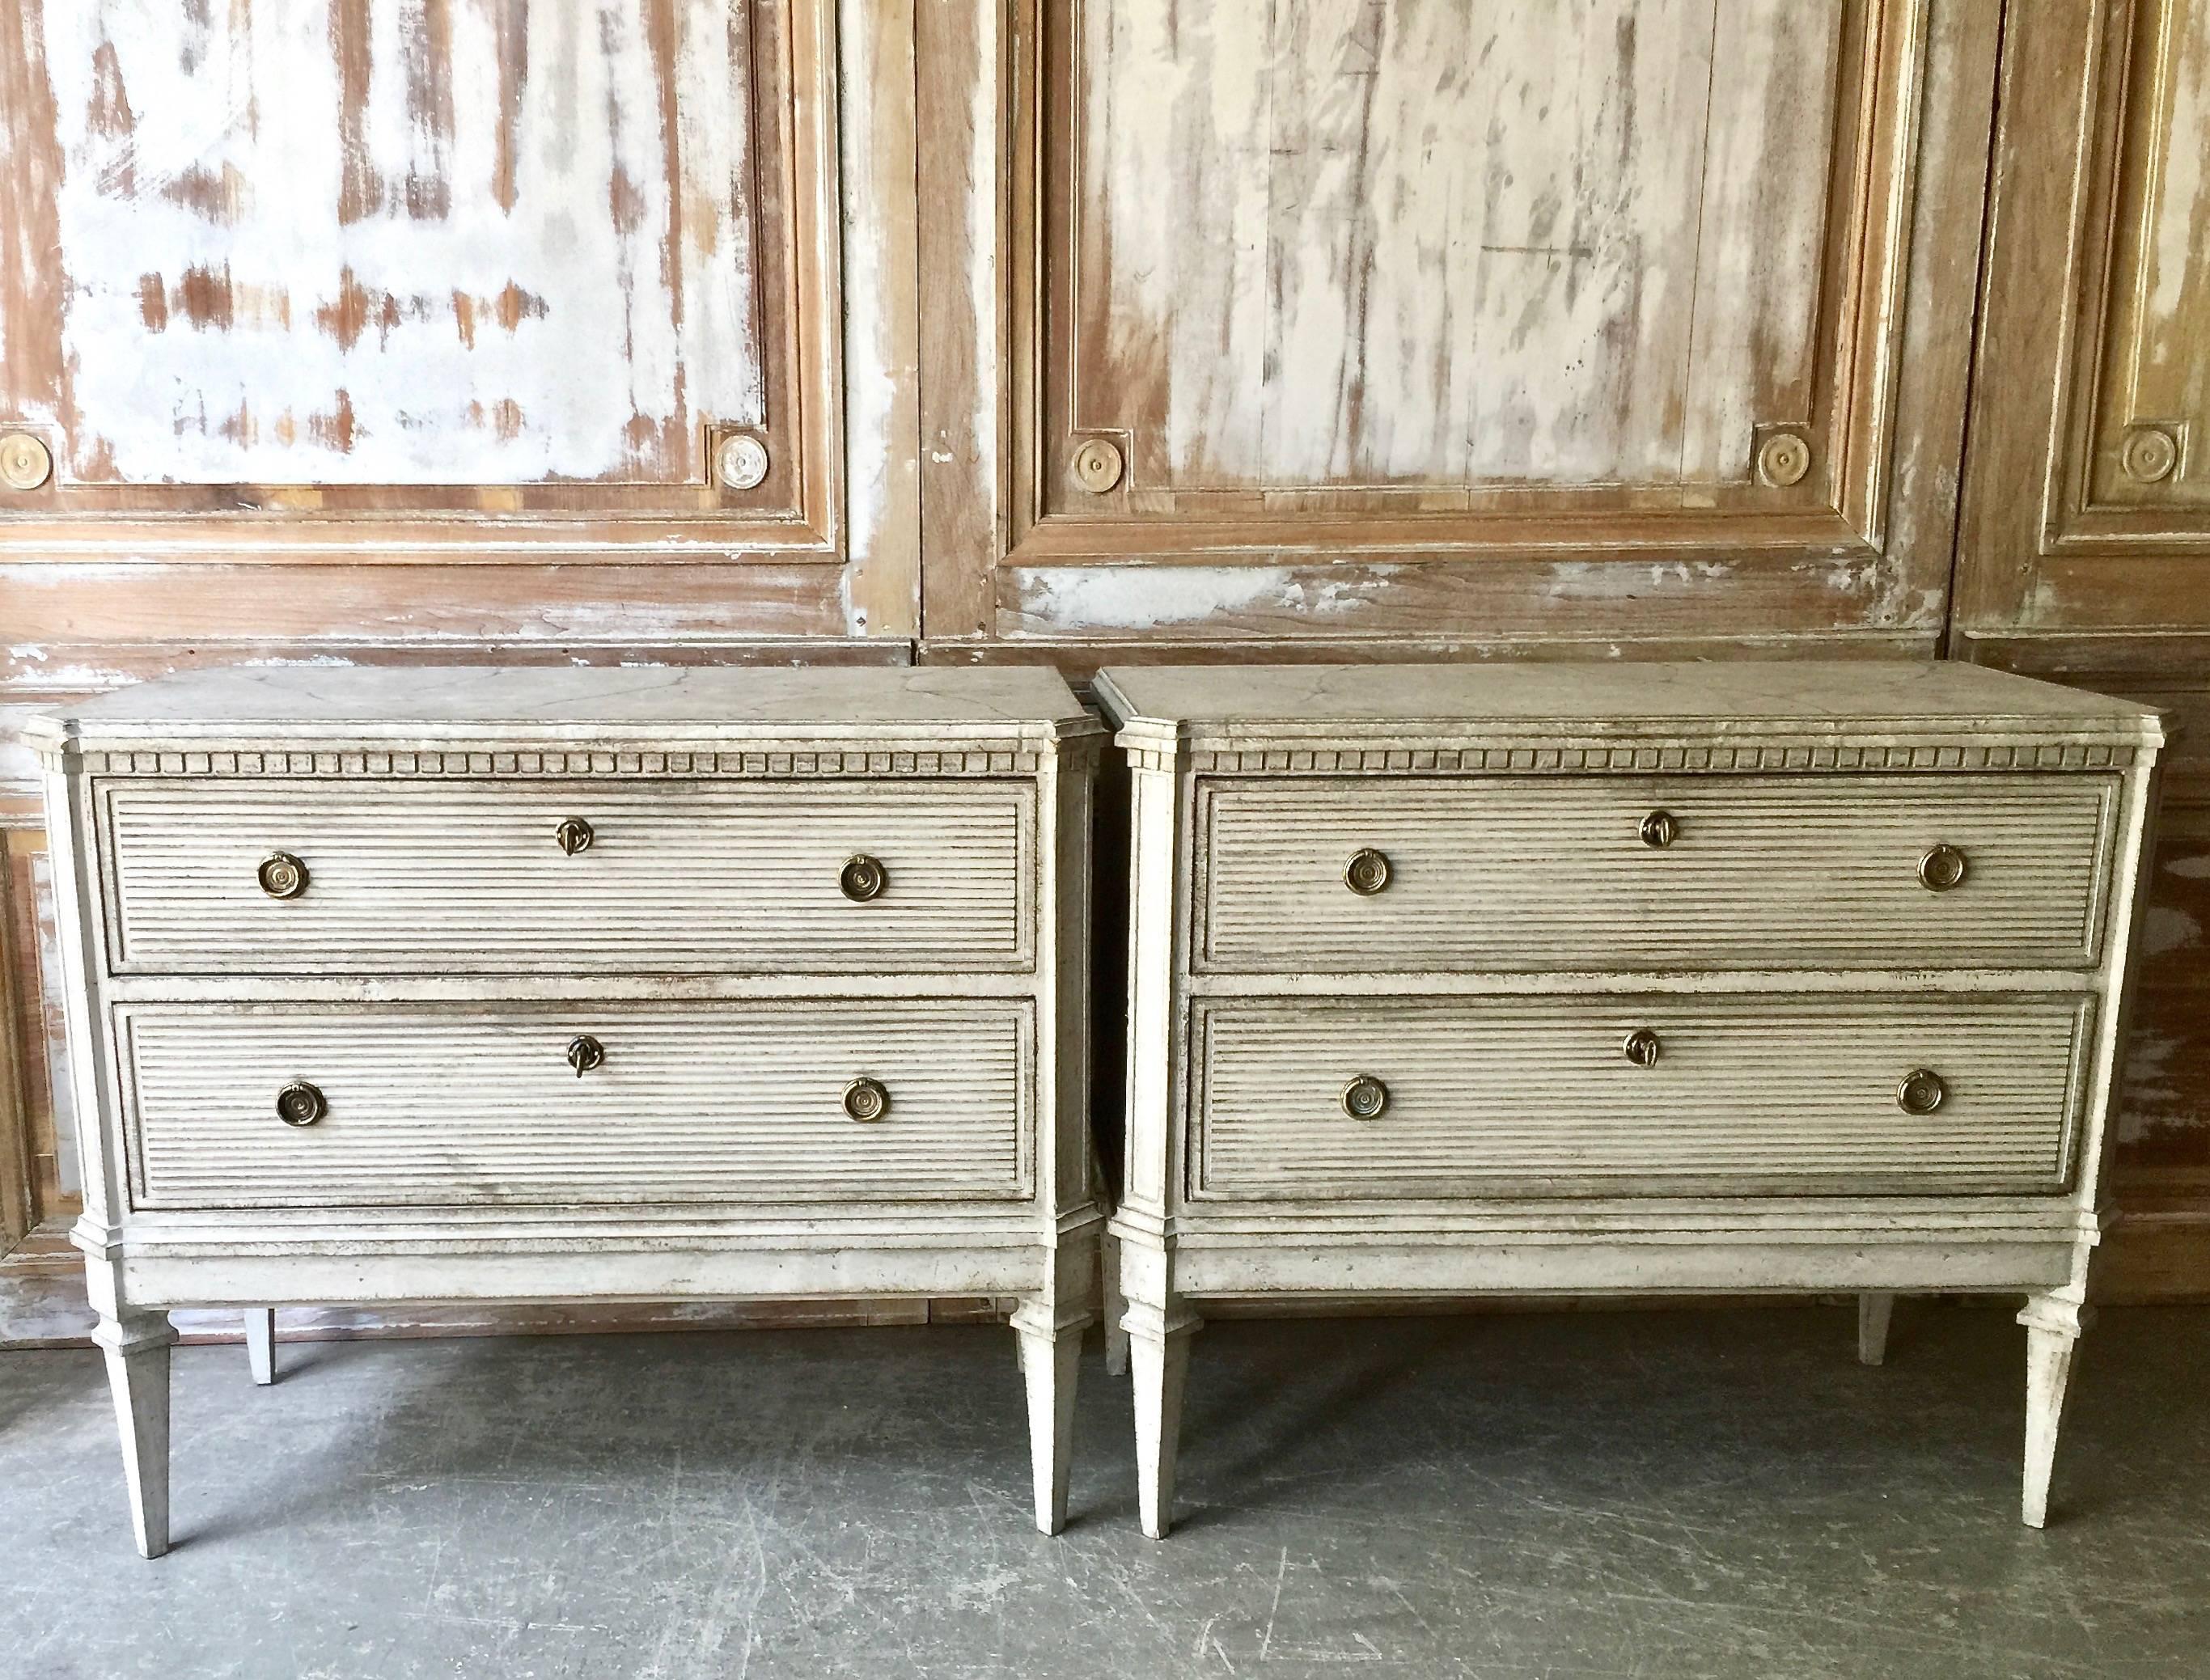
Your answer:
[1918,844,1967,892]
[555,818,595,856]
[275,1081,326,1127]
[258,852,309,899]
[1640,810,1679,849]
[1623,1028,1662,1068]
[1897,1069,1946,1115]
[1341,1075,1389,1120]
[840,854,887,902]
[844,1077,890,1121]
[1344,848,1392,895]
[566,1035,605,1077]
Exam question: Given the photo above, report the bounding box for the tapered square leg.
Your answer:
[2020,1290,2089,1529]
[1856,1293,1895,1366]
[93,1310,176,1559]
[1010,1299,1085,1535]
[1128,1305,1198,1539]
[244,1308,277,1386]
[1101,1232,1130,1377]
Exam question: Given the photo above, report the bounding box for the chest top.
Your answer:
[28,664,1103,773]
[1093,662,2162,772]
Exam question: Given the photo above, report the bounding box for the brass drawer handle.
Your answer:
[555,818,595,856]
[1341,1075,1389,1120]
[1639,810,1679,849]
[1897,1069,1946,1115]
[1344,848,1392,895]
[1623,1028,1662,1068]
[840,854,887,902]
[1918,844,1967,892]
[275,1081,326,1128]
[257,852,310,899]
[566,1035,605,1077]
[844,1077,890,1121]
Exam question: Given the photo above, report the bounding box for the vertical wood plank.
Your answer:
[0,2,66,432]
[1679,0,1845,487]
[0,829,36,1246]
[916,0,1005,639]
[839,0,923,638]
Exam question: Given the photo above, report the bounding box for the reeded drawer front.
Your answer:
[1192,997,2091,1198]
[1196,775,2115,973]
[101,781,1031,975]
[121,1002,1031,1208]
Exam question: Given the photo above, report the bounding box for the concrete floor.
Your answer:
[2,1305,2206,1680]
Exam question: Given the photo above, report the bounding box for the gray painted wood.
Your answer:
[1099,658,2165,1536]
[37,664,1106,1551]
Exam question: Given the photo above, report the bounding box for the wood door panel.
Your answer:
[916,0,1998,648]
[2077,0,2210,521]
[0,0,837,548]
[1068,0,1843,501]
[1957,0,2210,640]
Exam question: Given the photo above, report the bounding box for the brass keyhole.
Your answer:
[1898,1069,1946,1115]
[1344,848,1392,895]
[1640,810,1679,849]
[275,1081,327,1127]
[1623,1028,1662,1068]
[1918,844,1967,892]
[844,1077,890,1121]
[840,854,887,902]
[1341,1075,1389,1120]
[555,818,595,856]
[258,852,310,899]
[566,1035,605,1077]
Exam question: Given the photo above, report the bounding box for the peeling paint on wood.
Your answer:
[1075,0,1842,490]
[2,0,767,486]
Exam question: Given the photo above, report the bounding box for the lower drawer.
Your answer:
[1192,996,2093,1199]
[120,1002,1031,1209]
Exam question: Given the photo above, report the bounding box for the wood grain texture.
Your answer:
[1955,0,2210,637]
[1954,0,2210,1249]
[122,1001,1031,1208]
[914,0,1997,650]
[102,779,1032,975]
[1073,0,1837,493]
[29,0,761,485]
[836,0,924,638]
[1192,996,2090,1198]
[1193,774,2116,974]
[0,0,849,559]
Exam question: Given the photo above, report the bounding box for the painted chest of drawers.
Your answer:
[1094,662,2164,1538]
[30,665,1105,1556]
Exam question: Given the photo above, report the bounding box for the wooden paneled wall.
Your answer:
[4,0,2209,1302]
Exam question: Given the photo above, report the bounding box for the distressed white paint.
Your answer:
[1079,0,1845,489]
[39,0,764,485]
[1018,565,1389,632]
[2122,0,2210,488]
[1094,659,2163,1535]
[32,663,1107,1554]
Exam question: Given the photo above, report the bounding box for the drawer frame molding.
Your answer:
[1098,662,2165,1539]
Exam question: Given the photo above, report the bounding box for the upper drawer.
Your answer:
[120,1000,1031,1210]
[99,780,1032,975]
[1195,774,2119,974]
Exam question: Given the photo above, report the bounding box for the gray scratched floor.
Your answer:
[2,1305,2208,1680]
